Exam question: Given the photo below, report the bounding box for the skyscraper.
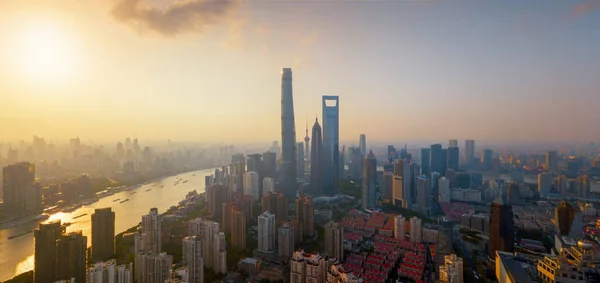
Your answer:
[382,172,393,202]
[440,148,448,176]
[310,118,323,194]
[464,140,475,167]
[430,144,443,174]
[92,207,115,263]
[304,124,310,171]
[538,173,553,196]
[2,162,41,213]
[34,220,63,283]
[416,175,430,217]
[324,221,344,261]
[448,139,458,148]
[483,149,493,170]
[142,208,161,254]
[230,206,247,250]
[280,68,298,199]
[55,231,87,283]
[243,171,260,200]
[447,146,459,171]
[394,215,405,240]
[489,191,514,259]
[546,150,558,174]
[421,148,431,176]
[359,134,366,158]
[555,201,583,238]
[182,236,204,283]
[262,151,277,179]
[362,150,377,210]
[258,211,276,253]
[410,217,422,242]
[322,95,340,195]
[393,158,412,207]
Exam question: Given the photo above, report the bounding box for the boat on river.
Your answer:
[8,230,32,240]
[73,213,88,220]
[119,199,130,203]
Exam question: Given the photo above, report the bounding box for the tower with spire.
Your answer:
[304,122,310,171]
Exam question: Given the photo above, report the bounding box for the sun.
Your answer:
[13,20,81,84]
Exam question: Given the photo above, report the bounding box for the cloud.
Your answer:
[224,18,246,50]
[111,0,239,36]
[571,0,600,17]
[301,31,318,46]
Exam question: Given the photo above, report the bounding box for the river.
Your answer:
[0,168,215,281]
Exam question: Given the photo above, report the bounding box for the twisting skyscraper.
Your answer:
[322,95,340,195]
[280,68,297,198]
[310,119,323,194]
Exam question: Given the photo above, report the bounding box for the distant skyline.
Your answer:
[1,0,599,143]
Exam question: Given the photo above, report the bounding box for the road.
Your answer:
[453,225,480,283]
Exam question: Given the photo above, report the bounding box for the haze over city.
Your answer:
[1,0,599,143]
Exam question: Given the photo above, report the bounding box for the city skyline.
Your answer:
[1,0,599,143]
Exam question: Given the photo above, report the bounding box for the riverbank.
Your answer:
[0,167,218,281]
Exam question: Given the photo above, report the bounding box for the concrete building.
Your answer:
[393,158,411,208]
[324,221,344,261]
[555,201,583,238]
[182,236,204,283]
[243,171,260,200]
[394,215,405,240]
[297,142,305,181]
[278,222,295,258]
[214,232,227,274]
[430,144,443,174]
[410,217,422,243]
[495,251,535,283]
[538,173,553,196]
[438,177,451,203]
[230,206,247,250]
[188,217,205,237]
[142,208,161,254]
[34,220,64,283]
[546,150,558,174]
[359,134,367,158]
[537,241,599,283]
[201,221,220,271]
[464,140,475,166]
[382,172,393,202]
[310,118,324,194]
[296,196,314,238]
[280,68,298,199]
[416,175,430,216]
[489,192,514,259]
[447,147,459,171]
[56,231,87,283]
[258,211,276,253]
[421,148,431,176]
[362,150,377,210]
[290,250,327,283]
[134,252,172,283]
[87,259,133,283]
[2,162,41,213]
[92,207,115,263]
[439,254,463,283]
[238,258,261,277]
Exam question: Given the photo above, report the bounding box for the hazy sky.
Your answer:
[1,0,599,144]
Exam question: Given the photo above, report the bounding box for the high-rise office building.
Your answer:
[247,154,262,173]
[142,208,161,254]
[362,150,377,210]
[262,151,277,179]
[34,220,64,283]
[310,118,323,194]
[182,236,204,283]
[393,158,412,208]
[324,221,344,261]
[322,95,340,195]
[447,147,459,171]
[258,211,276,253]
[92,207,115,263]
[297,142,305,181]
[489,192,514,259]
[382,172,393,202]
[482,149,493,170]
[230,206,247,250]
[438,177,451,203]
[430,144,443,174]
[464,140,475,167]
[416,175,430,217]
[538,173,553,196]
[546,150,558,174]
[410,217,422,243]
[205,185,230,219]
[359,134,366,159]
[507,182,520,205]
[440,149,448,176]
[243,171,260,200]
[135,251,172,283]
[296,196,314,238]
[278,222,295,258]
[394,215,405,240]
[2,162,41,213]
[448,140,458,148]
[56,231,87,283]
[280,68,298,199]
[421,148,431,176]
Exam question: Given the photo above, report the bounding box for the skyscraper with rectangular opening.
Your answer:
[322,95,339,195]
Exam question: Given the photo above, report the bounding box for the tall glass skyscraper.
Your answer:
[322,95,340,195]
[280,68,297,198]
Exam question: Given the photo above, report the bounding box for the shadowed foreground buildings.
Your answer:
[34,220,64,283]
[91,207,115,263]
[324,221,344,261]
[296,196,315,238]
[3,162,41,214]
